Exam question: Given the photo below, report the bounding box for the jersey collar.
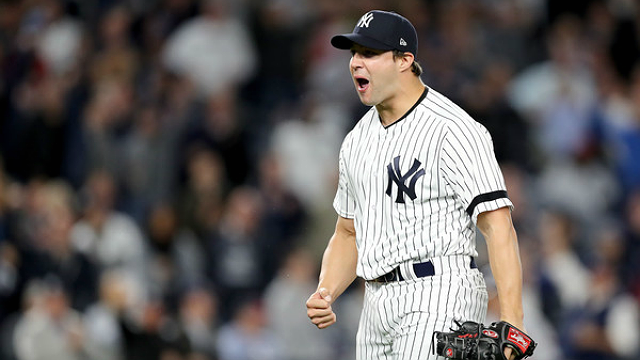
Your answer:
[380,86,429,129]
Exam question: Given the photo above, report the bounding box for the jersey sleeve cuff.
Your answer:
[467,191,513,224]
[333,198,355,219]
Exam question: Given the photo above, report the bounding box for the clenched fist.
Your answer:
[306,287,336,329]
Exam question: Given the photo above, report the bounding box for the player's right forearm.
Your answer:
[317,217,358,302]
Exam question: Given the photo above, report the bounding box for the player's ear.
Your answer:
[398,52,415,72]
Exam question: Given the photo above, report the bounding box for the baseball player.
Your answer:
[305,10,530,360]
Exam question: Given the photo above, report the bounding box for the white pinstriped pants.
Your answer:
[356,257,488,360]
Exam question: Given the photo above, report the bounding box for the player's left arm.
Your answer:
[477,206,524,330]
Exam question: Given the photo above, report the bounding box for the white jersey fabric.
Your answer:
[333,86,513,281]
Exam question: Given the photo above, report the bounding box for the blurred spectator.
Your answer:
[83,270,141,360]
[180,89,252,187]
[248,0,314,109]
[71,170,148,292]
[4,72,75,182]
[146,203,206,304]
[33,180,99,311]
[591,63,640,194]
[464,62,531,167]
[17,75,70,179]
[178,286,219,360]
[152,0,200,37]
[6,0,90,182]
[622,190,640,300]
[177,147,227,239]
[537,208,590,326]
[479,0,542,72]
[0,241,19,324]
[34,0,84,77]
[13,277,87,360]
[89,4,139,85]
[216,296,282,360]
[418,1,490,102]
[605,0,640,83]
[119,103,181,222]
[0,165,21,324]
[583,0,619,57]
[535,152,620,227]
[269,98,345,210]
[559,259,640,360]
[162,0,257,97]
[207,186,270,320]
[263,248,335,360]
[0,3,43,179]
[76,5,141,185]
[2,178,101,326]
[154,69,198,126]
[120,298,191,360]
[508,15,597,164]
[3,179,48,271]
[301,0,358,110]
[81,78,136,180]
[255,154,306,262]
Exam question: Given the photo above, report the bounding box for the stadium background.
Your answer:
[0,0,639,359]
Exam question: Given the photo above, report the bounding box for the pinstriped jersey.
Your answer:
[333,87,513,280]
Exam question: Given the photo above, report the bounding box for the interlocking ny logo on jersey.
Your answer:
[357,12,374,28]
[386,156,425,203]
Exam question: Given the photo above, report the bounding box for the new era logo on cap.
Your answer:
[331,10,418,56]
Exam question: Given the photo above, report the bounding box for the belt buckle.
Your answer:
[373,268,399,283]
[386,268,402,282]
[380,271,394,283]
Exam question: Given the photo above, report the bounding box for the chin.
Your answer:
[357,95,377,107]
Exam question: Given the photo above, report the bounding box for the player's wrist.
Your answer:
[316,286,335,304]
[499,315,525,332]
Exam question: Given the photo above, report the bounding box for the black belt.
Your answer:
[371,257,477,283]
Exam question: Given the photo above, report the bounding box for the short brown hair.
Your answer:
[393,50,423,76]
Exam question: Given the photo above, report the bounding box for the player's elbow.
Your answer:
[477,207,515,242]
[335,216,357,238]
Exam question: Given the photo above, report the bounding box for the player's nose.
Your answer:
[350,54,364,70]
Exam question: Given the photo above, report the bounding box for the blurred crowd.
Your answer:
[0,0,639,359]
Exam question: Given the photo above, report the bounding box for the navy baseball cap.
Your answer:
[331,10,418,56]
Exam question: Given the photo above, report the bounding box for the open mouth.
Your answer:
[355,77,370,91]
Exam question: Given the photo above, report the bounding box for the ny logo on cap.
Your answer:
[357,12,374,28]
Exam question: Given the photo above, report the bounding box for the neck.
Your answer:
[376,78,425,127]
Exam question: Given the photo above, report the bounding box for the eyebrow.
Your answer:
[350,46,385,54]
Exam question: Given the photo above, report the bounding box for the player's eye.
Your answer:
[351,48,379,58]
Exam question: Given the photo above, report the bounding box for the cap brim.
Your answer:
[331,33,394,51]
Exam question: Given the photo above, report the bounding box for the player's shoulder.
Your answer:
[341,107,377,146]
[423,87,490,138]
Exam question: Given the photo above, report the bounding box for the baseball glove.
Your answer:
[433,320,536,360]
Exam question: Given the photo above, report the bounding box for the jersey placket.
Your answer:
[375,124,398,269]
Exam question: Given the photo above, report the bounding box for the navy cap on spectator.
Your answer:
[331,10,418,56]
